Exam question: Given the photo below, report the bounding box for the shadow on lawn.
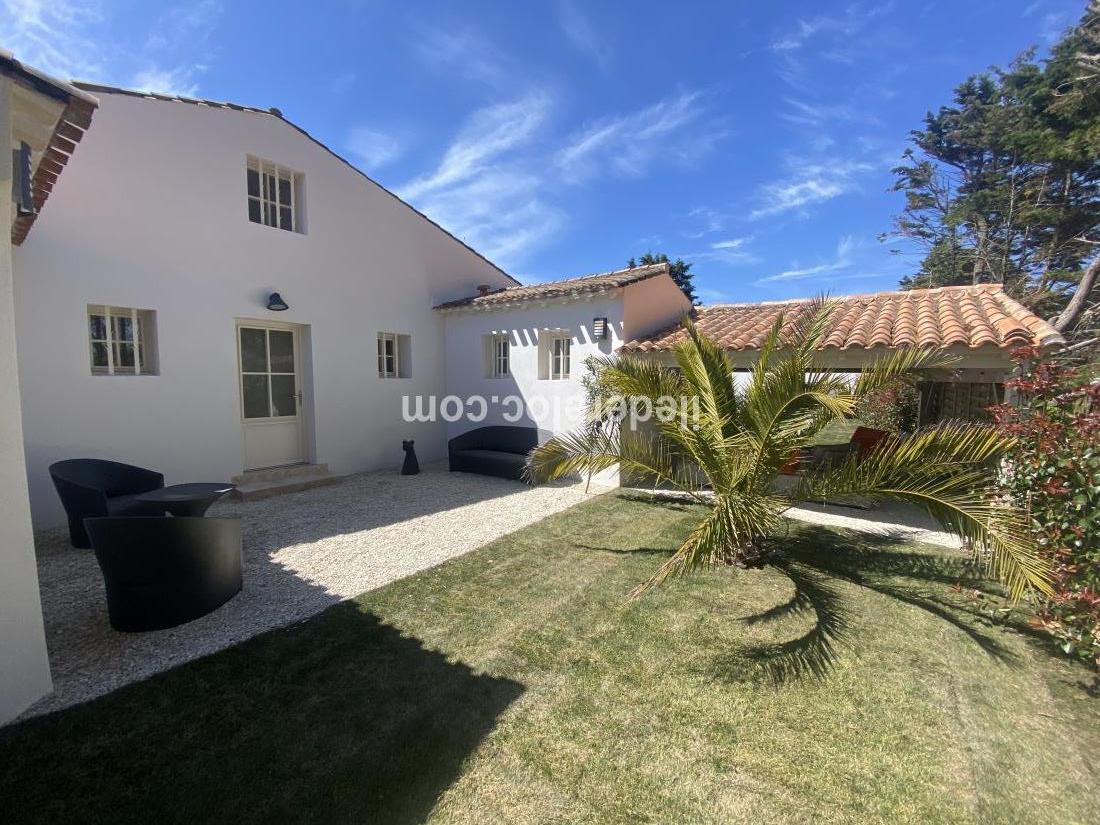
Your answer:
[715,526,1020,685]
[0,603,523,825]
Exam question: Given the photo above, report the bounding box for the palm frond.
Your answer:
[853,347,959,400]
[629,491,785,598]
[799,424,1049,599]
[525,426,703,497]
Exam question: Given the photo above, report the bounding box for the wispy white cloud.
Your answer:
[397,93,561,269]
[0,0,105,78]
[770,3,892,54]
[681,206,728,238]
[757,235,857,283]
[781,97,882,128]
[130,66,199,97]
[712,238,749,250]
[412,24,515,89]
[750,158,873,220]
[0,0,223,95]
[555,91,726,184]
[346,127,403,169]
[400,93,551,200]
[676,236,759,268]
[557,0,610,70]
[129,1,222,95]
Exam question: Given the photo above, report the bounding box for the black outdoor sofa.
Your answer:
[84,516,243,632]
[49,458,165,548]
[447,426,545,481]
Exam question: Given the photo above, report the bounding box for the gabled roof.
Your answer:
[433,263,670,311]
[622,284,1065,353]
[70,82,519,286]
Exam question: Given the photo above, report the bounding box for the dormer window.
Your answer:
[247,157,302,232]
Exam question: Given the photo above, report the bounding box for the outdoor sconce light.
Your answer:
[592,317,608,340]
[266,292,289,311]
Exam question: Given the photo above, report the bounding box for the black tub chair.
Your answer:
[447,426,545,481]
[49,459,165,548]
[84,516,243,632]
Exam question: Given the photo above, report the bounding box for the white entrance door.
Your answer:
[238,322,305,470]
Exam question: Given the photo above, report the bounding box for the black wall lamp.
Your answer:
[267,292,289,311]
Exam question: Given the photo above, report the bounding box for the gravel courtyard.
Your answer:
[23,463,604,719]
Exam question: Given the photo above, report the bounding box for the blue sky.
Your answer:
[2,0,1086,301]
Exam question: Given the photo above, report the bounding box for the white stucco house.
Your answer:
[12,83,692,531]
[1,68,1065,724]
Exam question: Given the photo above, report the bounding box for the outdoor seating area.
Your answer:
[22,463,602,718]
[48,459,240,632]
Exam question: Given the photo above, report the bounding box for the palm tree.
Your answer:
[526,302,1050,600]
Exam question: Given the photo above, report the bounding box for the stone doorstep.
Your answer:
[229,463,340,501]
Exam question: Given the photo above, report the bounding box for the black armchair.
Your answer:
[49,459,165,548]
[84,516,243,632]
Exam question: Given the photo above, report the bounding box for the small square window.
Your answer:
[377,332,411,378]
[247,157,303,233]
[87,306,158,375]
[538,332,571,380]
[484,333,510,378]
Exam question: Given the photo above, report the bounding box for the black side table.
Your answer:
[136,483,235,517]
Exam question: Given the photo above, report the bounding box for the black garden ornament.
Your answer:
[401,440,420,475]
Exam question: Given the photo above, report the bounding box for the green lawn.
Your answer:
[2,492,1097,824]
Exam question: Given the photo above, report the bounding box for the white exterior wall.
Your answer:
[13,93,512,528]
[441,294,625,437]
[441,275,691,439]
[623,272,692,343]
[0,76,52,722]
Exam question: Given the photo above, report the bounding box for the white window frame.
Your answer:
[537,333,571,381]
[87,305,155,376]
[551,336,570,380]
[247,156,300,232]
[377,332,399,378]
[491,333,510,378]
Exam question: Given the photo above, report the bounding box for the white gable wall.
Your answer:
[440,275,692,440]
[441,294,625,438]
[13,93,512,527]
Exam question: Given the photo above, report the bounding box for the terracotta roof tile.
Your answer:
[622,284,1065,353]
[433,263,670,310]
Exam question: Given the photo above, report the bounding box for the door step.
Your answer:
[230,463,339,501]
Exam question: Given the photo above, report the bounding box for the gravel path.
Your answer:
[21,463,606,720]
[784,500,961,548]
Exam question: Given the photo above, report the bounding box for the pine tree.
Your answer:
[885,5,1100,334]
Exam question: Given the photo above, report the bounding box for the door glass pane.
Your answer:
[242,374,270,418]
[269,330,294,373]
[240,328,268,372]
[271,374,296,417]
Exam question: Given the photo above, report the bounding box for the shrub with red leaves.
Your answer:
[991,347,1100,667]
